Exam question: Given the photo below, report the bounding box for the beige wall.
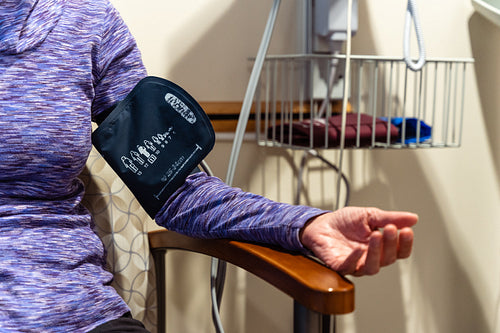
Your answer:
[111,0,500,332]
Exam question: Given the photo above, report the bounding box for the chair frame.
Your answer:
[149,229,354,333]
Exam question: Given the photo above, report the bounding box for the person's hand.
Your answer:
[299,207,417,276]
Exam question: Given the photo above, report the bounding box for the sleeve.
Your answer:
[90,2,147,121]
[154,172,329,252]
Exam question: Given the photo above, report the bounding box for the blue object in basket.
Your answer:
[382,117,432,144]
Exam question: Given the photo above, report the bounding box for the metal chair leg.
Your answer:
[152,249,167,333]
[294,301,336,333]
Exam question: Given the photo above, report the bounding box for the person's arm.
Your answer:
[155,173,417,276]
[90,2,147,120]
[155,172,328,252]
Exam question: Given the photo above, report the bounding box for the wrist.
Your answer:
[299,212,329,250]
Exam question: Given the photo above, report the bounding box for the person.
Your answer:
[0,0,417,332]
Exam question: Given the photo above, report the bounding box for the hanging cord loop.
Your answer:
[404,0,426,71]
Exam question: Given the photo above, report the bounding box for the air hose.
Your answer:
[404,0,426,71]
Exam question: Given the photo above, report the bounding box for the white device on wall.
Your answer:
[296,0,358,100]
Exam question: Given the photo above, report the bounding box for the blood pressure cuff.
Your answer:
[92,76,215,218]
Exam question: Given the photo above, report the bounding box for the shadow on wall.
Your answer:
[343,3,490,333]
[469,13,500,188]
[469,12,500,332]
[349,149,490,333]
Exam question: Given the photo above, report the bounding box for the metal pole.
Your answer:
[294,301,335,333]
[225,0,282,186]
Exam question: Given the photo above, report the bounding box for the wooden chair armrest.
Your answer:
[148,229,354,315]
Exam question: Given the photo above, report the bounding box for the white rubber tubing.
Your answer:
[404,0,426,71]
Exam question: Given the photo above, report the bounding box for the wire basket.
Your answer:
[254,54,474,150]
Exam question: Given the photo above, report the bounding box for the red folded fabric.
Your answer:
[267,113,399,148]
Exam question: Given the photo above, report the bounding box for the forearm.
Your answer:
[154,172,328,252]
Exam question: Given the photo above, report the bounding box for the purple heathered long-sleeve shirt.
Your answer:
[0,1,326,331]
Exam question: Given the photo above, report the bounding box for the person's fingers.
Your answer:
[366,208,418,230]
[335,247,364,276]
[397,227,414,259]
[358,231,383,275]
[380,224,398,266]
